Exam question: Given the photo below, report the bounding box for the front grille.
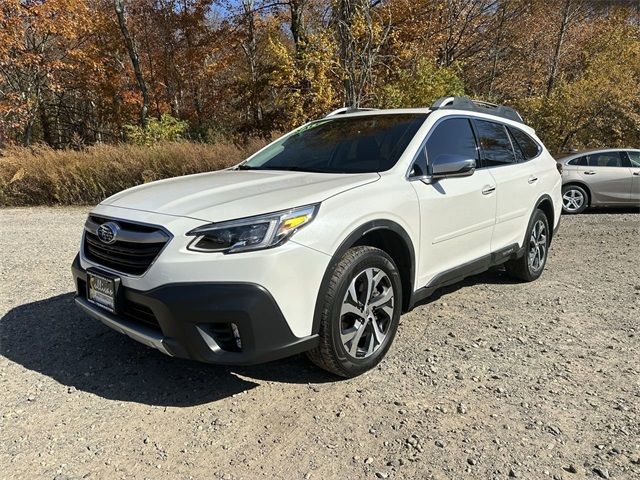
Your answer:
[83,216,169,275]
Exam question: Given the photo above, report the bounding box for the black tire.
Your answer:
[505,209,550,282]
[307,246,402,378]
[561,184,588,214]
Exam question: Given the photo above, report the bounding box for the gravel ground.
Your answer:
[1,207,639,480]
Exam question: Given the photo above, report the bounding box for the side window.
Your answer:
[424,118,479,169]
[474,119,516,167]
[628,151,640,167]
[568,156,587,166]
[508,127,541,160]
[586,152,624,167]
[508,129,526,163]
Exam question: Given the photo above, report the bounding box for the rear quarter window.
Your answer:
[508,127,541,160]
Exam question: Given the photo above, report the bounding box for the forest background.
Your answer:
[1,0,638,204]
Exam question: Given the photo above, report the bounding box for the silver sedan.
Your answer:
[557,148,640,214]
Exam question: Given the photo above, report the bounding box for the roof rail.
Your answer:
[430,96,524,123]
[325,107,378,118]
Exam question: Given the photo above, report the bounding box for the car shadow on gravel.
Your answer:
[581,206,640,215]
[0,293,336,407]
[411,268,521,309]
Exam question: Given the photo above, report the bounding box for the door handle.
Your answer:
[528,176,538,184]
[482,185,496,195]
[584,170,596,175]
[633,171,640,176]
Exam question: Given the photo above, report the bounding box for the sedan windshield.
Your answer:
[241,114,427,173]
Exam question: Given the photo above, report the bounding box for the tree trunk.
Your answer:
[334,0,376,108]
[240,0,263,125]
[488,4,507,96]
[114,0,149,126]
[289,0,307,58]
[547,0,572,96]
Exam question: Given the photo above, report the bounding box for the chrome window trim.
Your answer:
[80,214,174,278]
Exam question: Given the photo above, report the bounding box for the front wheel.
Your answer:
[505,209,550,282]
[307,246,402,377]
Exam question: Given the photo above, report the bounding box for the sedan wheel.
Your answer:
[562,186,586,213]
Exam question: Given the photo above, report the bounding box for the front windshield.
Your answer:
[241,113,428,173]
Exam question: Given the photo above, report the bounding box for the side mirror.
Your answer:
[430,154,476,181]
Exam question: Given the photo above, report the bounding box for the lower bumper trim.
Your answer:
[75,297,173,356]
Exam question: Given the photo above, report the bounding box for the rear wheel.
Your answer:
[307,246,402,377]
[562,184,588,214]
[505,209,550,282]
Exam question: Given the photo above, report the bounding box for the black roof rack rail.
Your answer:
[430,96,524,123]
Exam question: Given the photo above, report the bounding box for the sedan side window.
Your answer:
[568,156,587,166]
[474,119,516,167]
[627,151,640,167]
[586,152,625,167]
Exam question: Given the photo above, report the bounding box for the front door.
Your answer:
[410,117,496,287]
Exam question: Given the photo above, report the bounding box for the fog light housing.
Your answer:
[231,323,242,350]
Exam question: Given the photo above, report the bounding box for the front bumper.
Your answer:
[72,255,318,365]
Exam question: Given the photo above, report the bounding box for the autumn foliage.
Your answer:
[0,1,639,173]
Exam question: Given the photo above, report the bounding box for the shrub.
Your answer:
[377,60,465,109]
[124,114,189,145]
[0,140,266,206]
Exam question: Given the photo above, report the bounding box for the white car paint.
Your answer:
[79,106,561,340]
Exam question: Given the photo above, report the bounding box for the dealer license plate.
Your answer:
[87,270,119,313]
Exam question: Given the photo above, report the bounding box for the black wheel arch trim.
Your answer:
[311,219,416,335]
[533,193,557,244]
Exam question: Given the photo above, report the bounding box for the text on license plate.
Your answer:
[87,272,117,313]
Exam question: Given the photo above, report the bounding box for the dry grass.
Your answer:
[0,140,266,206]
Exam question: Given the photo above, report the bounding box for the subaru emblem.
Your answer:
[97,222,119,244]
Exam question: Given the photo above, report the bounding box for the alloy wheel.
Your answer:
[528,219,547,273]
[340,267,395,359]
[562,188,585,212]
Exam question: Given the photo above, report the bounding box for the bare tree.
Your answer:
[114,0,149,126]
[239,0,263,124]
[333,0,389,108]
[289,0,308,58]
[546,0,584,95]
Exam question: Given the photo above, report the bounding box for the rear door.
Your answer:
[627,150,640,205]
[580,152,632,205]
[409,117,496,285]
[472,118,536,253]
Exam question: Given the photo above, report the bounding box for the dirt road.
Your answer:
[1,208,638,479]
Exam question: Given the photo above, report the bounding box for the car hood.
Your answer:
[101,169,380,222]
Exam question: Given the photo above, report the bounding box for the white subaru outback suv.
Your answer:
[72,97,562,377]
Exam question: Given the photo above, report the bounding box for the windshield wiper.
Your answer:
[260,166,331,173]
[236,164,348,173]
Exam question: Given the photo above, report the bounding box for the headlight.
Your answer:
[186,204,319,253]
